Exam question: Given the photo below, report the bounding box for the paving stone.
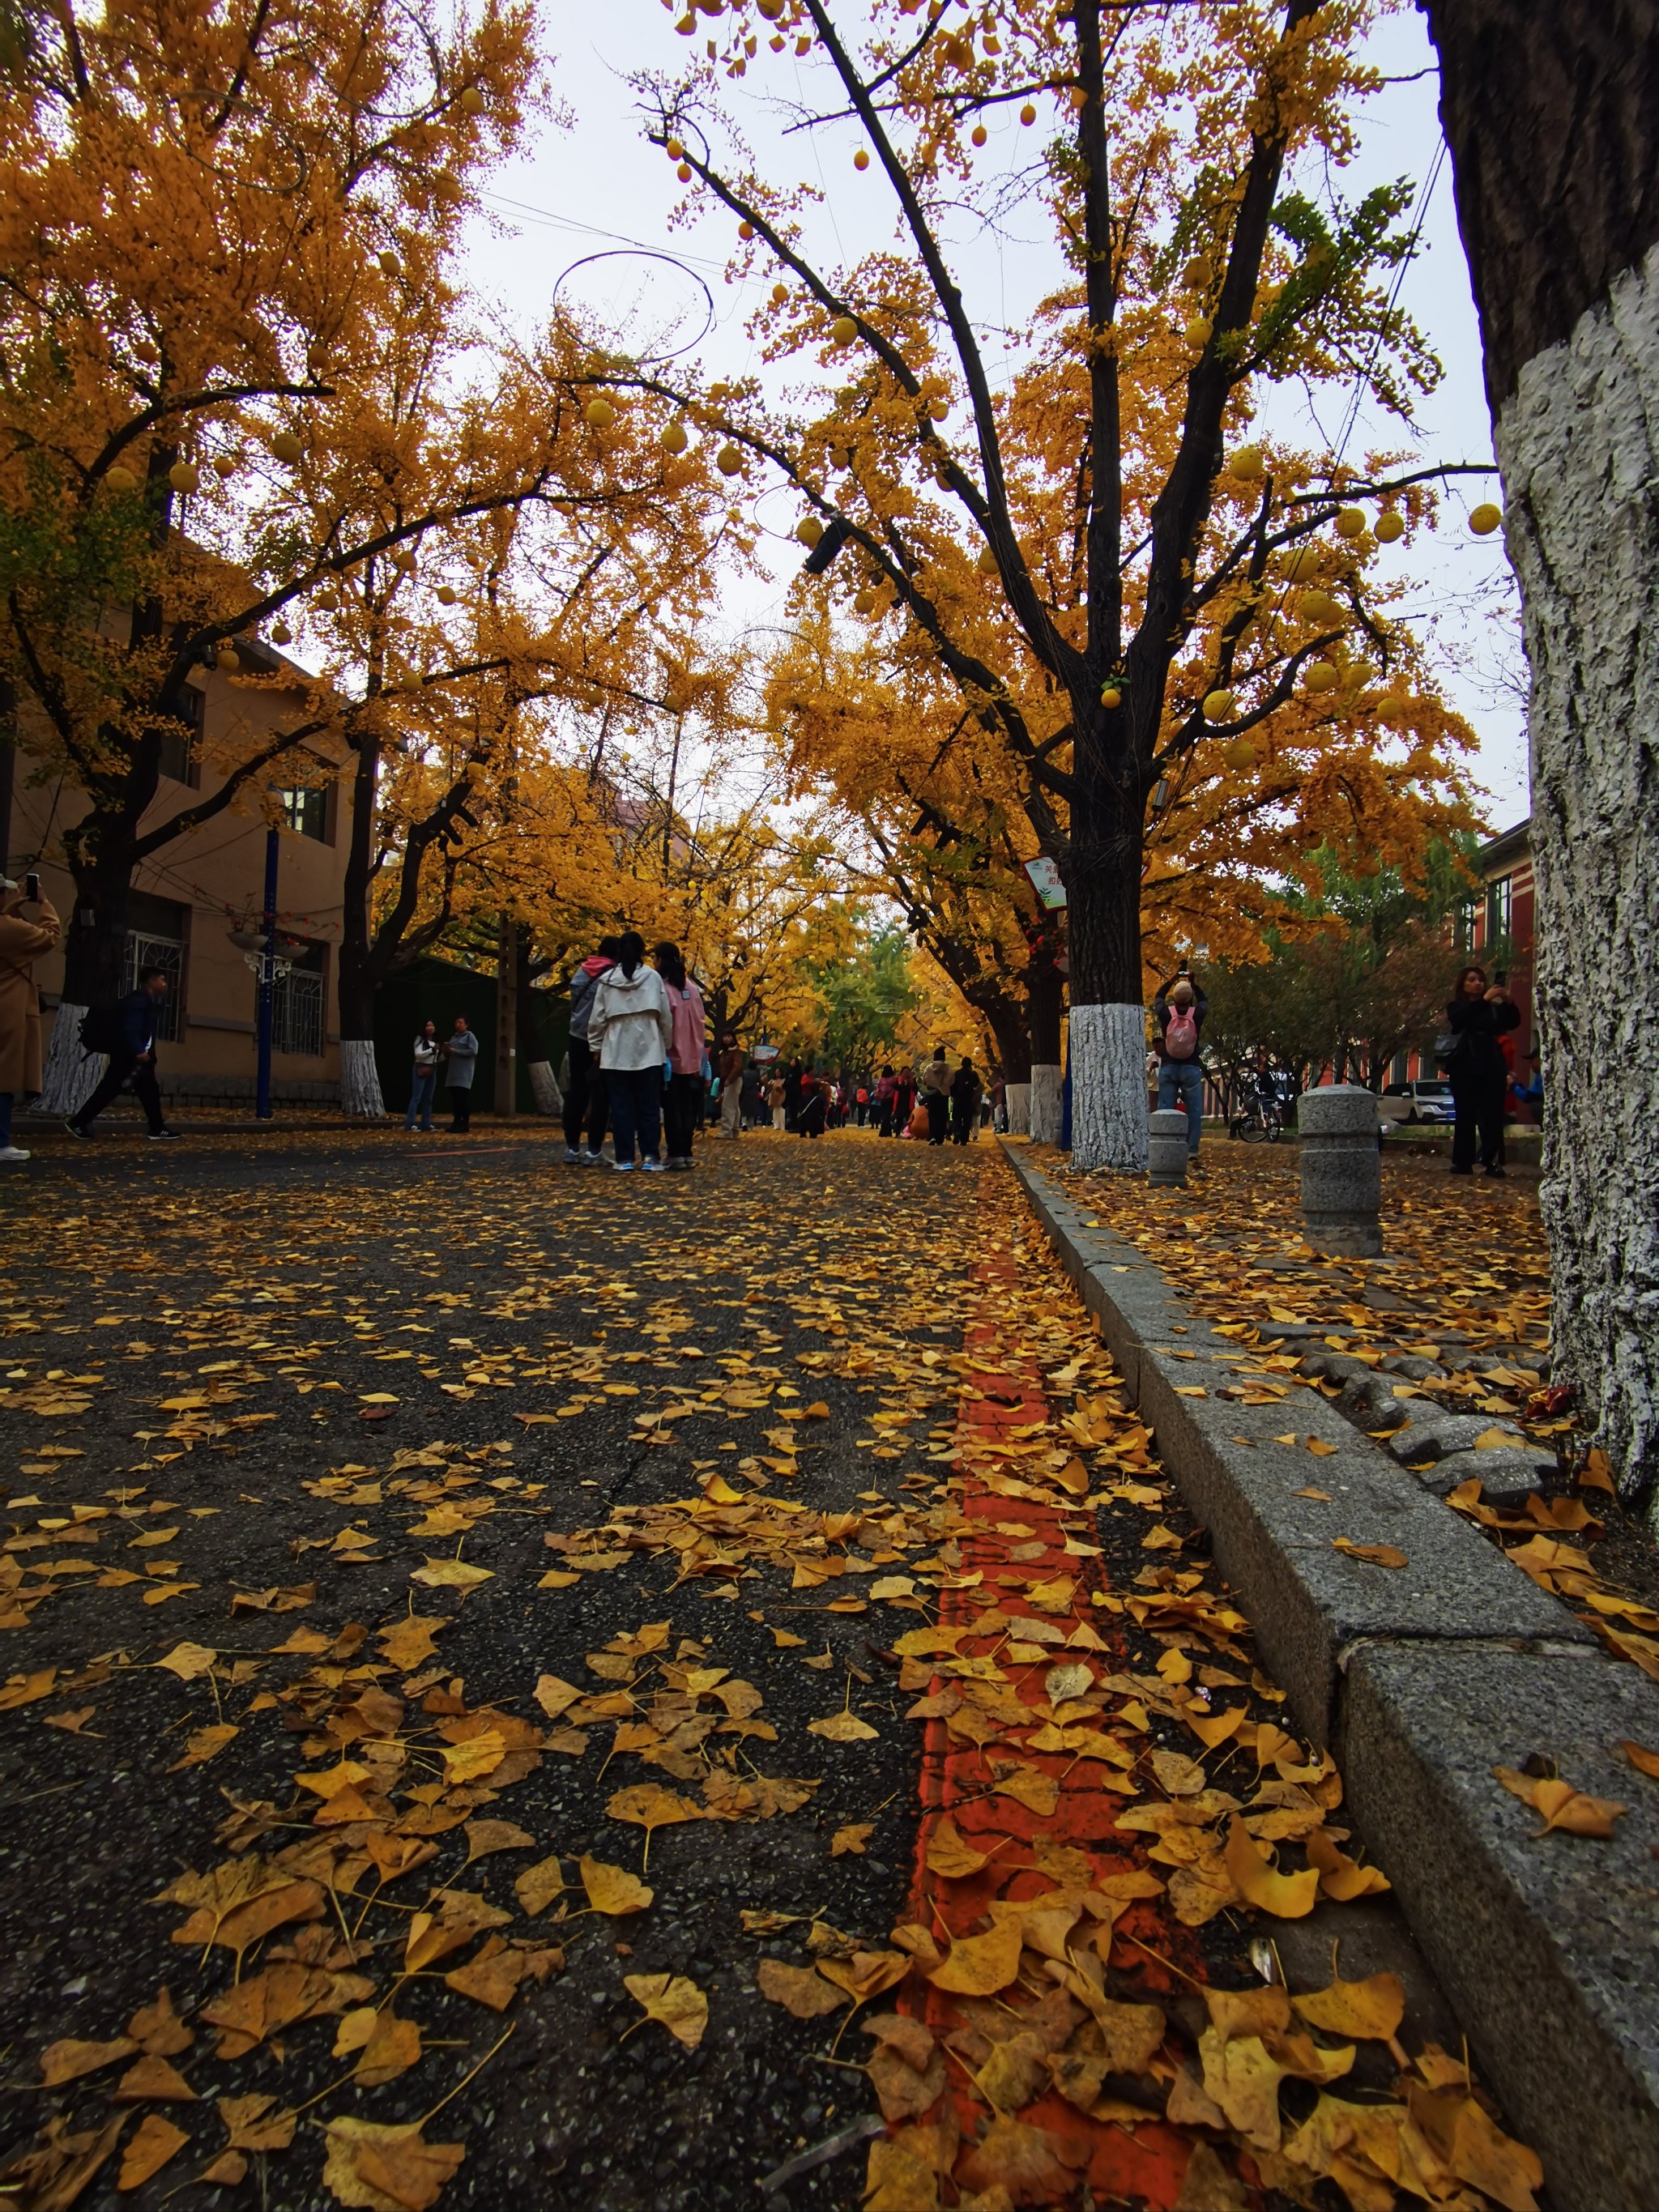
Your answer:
[1337,1371,1413,1430]
[1387,1413,1528,1464]
[1340,1642,1659,2212]
[1414,1446,1559,1504]
[1381,1354,1448,1380]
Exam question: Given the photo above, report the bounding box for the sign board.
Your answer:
[1024,855,1068,910]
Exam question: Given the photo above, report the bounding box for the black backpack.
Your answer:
[79,1004,124,1054]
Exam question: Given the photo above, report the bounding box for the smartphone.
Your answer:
[23,873,38,902]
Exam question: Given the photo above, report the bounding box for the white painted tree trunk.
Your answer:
[1029,1063,1063,1146]
[1068,1003,1149,1172]
[37,1006,103,1117]
[1495,240,1659,1509]
[1005,1080,1031,1136]
[339,1038,386,1119]
[527,1059,562,1116]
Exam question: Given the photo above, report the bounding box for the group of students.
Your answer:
[866,1051,984,1144]
[561,932,708,1172]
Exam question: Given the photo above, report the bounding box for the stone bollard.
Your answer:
[1148,1108,1189,1187]
[1299,1085,1382,1256]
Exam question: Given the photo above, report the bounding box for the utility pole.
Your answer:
[496,913,518,1119]
[255,827,279,1120]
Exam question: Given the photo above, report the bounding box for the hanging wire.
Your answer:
[549,249,716,364]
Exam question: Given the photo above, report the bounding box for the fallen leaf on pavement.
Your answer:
[322,2119,465,2211]
[1332,1538,1408,1570]
[1291,1971,1405,2043]
[926,1920,1023,1997]
[756,1961,847,2018]
[579,1856,654,1915]
[623,1972,707,2049]
[113,2055,194,2101]
[168,1722,238,1771]
[1619,1739,1659,1781]
[1493,1767,1627,1838]
[1305,1826,1391,1899]
[807,1709,879,1743]
[924,1816,988,1879]
[117,2113,188,2192]
[831,1823,872,1856]
[1223,1817,1319,1917]
[514,1856,565,1916]
[41,2036,139,2086]
[218,2093,296,2154]
[815,1950,910,2002]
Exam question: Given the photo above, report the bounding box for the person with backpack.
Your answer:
[66,964,177,1141]
[441,1014,480,1133]
[1153,970,1208,1165]
[404,1021,441,1132]
[950,1055,983,1144]
[564,935,620,1163]
[1441,963,1520,1176]
[586,931,673,1172]
[654,941,707,1170]
[0,880,60,1163]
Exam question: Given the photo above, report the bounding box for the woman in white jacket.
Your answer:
[586,931,674,1171]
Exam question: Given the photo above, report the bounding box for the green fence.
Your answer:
[372,956,567,1115]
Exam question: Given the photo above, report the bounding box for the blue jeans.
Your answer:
[607,1065,662,1164]
[1158,1058,1204,1153]
[405,1070,436,1129]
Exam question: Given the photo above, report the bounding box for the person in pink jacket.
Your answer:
[653,941,708,1171]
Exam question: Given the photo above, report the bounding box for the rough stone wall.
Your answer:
[1496,238,1659,1507]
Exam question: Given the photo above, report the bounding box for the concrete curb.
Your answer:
[1000,1140,1659,2212]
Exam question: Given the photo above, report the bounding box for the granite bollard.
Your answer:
[1147,1108,1188,1187]
[1299,1085,1381,1255]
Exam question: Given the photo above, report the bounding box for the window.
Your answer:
[269,940,325,1058]
[124,931,184,1041]
[277,786,330,842]
[159,688,203,788]
[1486,873,1512,944]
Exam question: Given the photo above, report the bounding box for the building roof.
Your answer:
[1478,816,1531,874]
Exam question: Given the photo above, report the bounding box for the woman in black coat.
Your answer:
[1444,964,1520,1175]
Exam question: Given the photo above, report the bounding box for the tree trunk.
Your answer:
[1427,0,1659,1511]
[985,1002,1030,1136]
[518,934,561,1115]
[335,736,387,1118]
[38,864,133,1115]
[1063,784,1147,1170]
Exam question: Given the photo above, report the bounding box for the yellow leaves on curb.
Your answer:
[1621,1738,1659,1780]
[925,1918,1023,1996]
[1493,1766,1627,1838]
[578,1856,654,1915]
[923,1815,988,1879]
[322,2119,465,2211]
[1223,1817,1319,1918]
[1291,1971,1405,2044]
[1305,1827,1391,1899]
[623,1973,707,2049]
[1332,1537,1409,1570]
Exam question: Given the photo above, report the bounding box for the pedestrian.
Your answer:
[442,1014,480,1132]
[797,1067,826,1138]
[893,1063,917,1138]
[872,1063,897,1137]
[921,1044,952,1146]
[766,1071,787,1131]
[989,1072,1007,1132]
[783,1058,804,1131]
[718,1032,745,1139]
[404,1021,440,1131]
[587,931,673,1172]
[655,941,707,1171]
[66,963,178,1141]
[740,1060,764,1127]
[564,935,620,1164]
[1441,963,1520,1176]
[1153,969,1208,1166]
[950,1055,982,1144]
[0,877,61,1163]
[855,1080,869,1127]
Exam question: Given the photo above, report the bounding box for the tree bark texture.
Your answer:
[38,1008,102,1117]
[1064,796,1146,1166]
[1004,1080,1031,1136]
[1428,0,1659,1506]
[1029,1063,1064,1148]
[1068,1003,1149,1172]
[339,1038,386,1119]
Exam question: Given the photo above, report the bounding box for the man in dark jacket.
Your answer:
[1152,970,1208,1165]
[1444,964,1520,1174]
[564,936,620,1163]
[66,966,176,1140]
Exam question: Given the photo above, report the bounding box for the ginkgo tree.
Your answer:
[623,0,1498,1166]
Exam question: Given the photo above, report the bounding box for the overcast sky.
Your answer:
[461,3,1530,833]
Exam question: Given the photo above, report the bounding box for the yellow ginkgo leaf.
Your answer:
[1223,1817,1320,1918]
[923,1815,988,1879]
[756,1961,847,2018]
[1291,1971,1405,2043]
[926,1920,1023,1996]
[624,1972,707,2049]
[579,1856,654,1916]
[808,1709,879,1742]
[1305,1826,1392,1899]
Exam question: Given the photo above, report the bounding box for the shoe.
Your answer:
[63,1119,90,1140]
[564,1147,584,1162]
[1486,1164,1507,1178]
[612,1159,635,1172]
[669,1157,693,1171]
[578,1150,603,1166]
[641,1158,668,1173]
[1449,1165,1473,1175]
[0,1146,30,1162]
[148,1128,180,1141]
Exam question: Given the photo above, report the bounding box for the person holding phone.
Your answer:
[0,876,61,1162]
[1443,963,1520,1174]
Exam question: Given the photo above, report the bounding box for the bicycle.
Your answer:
[1228,1095,1286,1143]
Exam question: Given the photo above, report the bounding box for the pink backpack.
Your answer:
[1165,1006,1198,1060]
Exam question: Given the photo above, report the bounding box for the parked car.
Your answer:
[1379,1078,1456,1126]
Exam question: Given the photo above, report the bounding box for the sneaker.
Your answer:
[578,1150,603,1166]
[640,1158,668,1173]
[612,1159,635,1172]
[1486,1164,1507,1178]
[63,1119,90,1140]
[148,1128,180,1142]
[563,1147,584,1162]
[0,1146,30,1162]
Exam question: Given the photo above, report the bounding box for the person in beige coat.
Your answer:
[0,881,61,1163]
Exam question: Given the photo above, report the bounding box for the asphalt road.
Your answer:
[0,1125,1001,2212]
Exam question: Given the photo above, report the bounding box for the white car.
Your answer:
[1380,1078,1456,1126]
